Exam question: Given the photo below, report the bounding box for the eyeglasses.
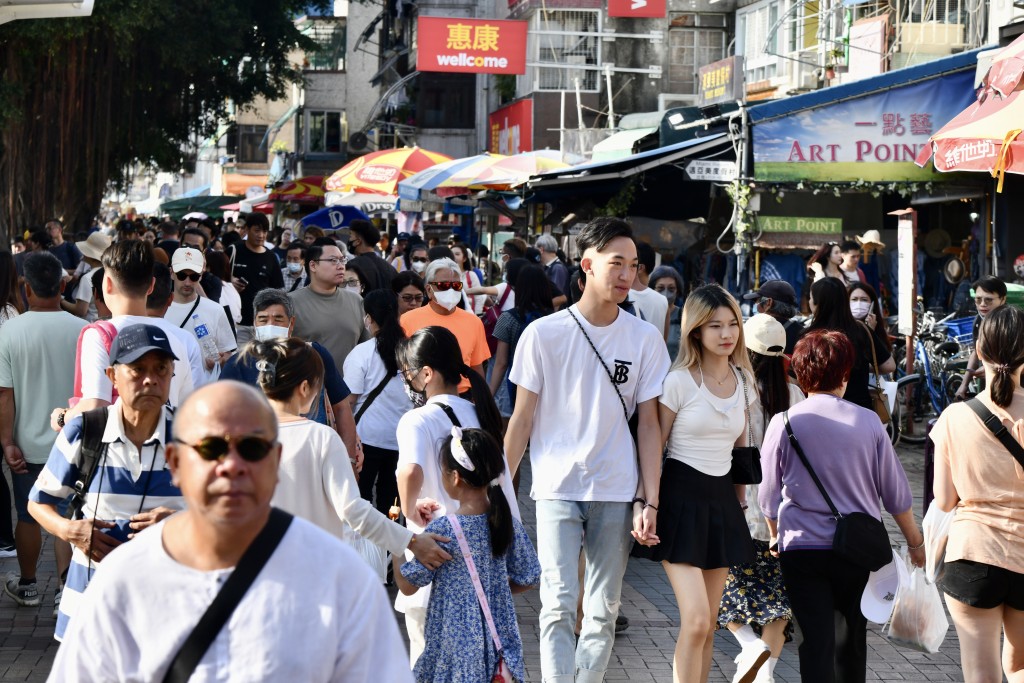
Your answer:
[175,272,201,282]
[173,435,275,462]
[400,294,424,304]
[315,257,346,266]
[401,367,422,382]
[342,279,361,288]
[430,281,464,292]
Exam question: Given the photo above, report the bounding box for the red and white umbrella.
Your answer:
[916,34,1024,191]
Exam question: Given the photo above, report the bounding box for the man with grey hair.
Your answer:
[288,242,368,370]
[400,257,490,390]
[536,233,569,298]
[220,288,361,466]
[0,252,86,610]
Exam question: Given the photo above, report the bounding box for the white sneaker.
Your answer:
[732,641,771,683]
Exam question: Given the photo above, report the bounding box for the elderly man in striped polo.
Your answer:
[27,323,183,640]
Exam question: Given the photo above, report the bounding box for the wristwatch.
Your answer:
[57,409,67,429]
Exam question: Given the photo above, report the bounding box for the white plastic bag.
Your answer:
[343,524,388,582]
[885,563,949,653]
[923,501,956,584]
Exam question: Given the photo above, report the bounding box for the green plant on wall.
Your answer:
[495,75,517,104]
[596,178,637,217]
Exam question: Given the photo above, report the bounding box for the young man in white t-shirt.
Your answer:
[506,217,670,683]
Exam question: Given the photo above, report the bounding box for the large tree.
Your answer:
[0,0,329,240]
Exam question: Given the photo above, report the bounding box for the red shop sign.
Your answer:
[417,17,528,75]
[488,100,534,155]
[607,0,667,18]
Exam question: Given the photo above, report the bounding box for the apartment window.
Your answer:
[237,125,268,164]
[529,9,601,92]
[417,74,475,129]
[308,111,344,154]
[668,14,729,94]
[737,0,785,82]
[301,18,346,71]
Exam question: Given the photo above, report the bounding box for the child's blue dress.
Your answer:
[401,514,541,683]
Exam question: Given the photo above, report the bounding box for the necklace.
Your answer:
[698,362,734,386]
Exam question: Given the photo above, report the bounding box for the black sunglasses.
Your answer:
[175,272,201,282]
[173,435,275,462]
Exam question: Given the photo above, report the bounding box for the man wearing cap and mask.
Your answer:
[743,280,803,355]
[164,247,236,378]
[389,231,412,272]
[346,219,397,292]
[28,323,185,640]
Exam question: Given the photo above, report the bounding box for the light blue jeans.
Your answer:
[536,499,633,683]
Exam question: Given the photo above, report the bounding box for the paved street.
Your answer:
[1,438,965,682]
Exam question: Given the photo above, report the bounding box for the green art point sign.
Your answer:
[759,216,843,234]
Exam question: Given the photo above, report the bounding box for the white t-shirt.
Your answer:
[271,419,412,555]
[50,515,413,683]
[510,305,671,502]
[219,280,243,324]
[660,366,756,477]
[72,263,98,322]
[492,281,516,314]
[165,297,238,380]
[342,339,413,450]
[394,394,520,611]
[79,315,203,407]
[632,286,669,337]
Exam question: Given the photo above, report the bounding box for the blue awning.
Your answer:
[179,184,211,199]
[748,47,990,125]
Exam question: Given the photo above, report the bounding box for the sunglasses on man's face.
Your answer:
[173,435,275,462]
[430,281,464,292]
[175,272,201,282]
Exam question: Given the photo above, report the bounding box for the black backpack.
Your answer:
[65,407,110,520]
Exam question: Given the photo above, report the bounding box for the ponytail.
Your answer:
[462,363,503,446]
[440,428,512,556]
[977,306,1024,408]
[241,337,324,402]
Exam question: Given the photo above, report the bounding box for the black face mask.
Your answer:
[403,379,426,408]
[348,238,360,252]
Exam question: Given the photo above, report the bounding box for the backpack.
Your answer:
[65,407,110,520]
[70,321,118,408]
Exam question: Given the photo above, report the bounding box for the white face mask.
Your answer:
[850,300,872,319]
[411,260,426,274]
[287,262,302,274]
[254,324,290,341]
[433,289,462,311]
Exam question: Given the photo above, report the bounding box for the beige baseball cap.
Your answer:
[171,247,205,273]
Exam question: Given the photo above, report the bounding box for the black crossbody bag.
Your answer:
[783,411,892,571]
[966,398,1024,467]
[730,369,762,484]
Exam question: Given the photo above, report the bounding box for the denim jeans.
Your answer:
[536,499,632,683]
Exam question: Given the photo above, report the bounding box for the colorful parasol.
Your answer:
[434,151,569,197]
[325,147,453,195]
[268,176,325,203]
[916,34,1024,191]
[397,153,506,200]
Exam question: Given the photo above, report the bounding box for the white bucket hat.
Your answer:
[861,549,911,624]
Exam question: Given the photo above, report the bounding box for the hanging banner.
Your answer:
[416,17,528,75]
[697,56,744,106]
[489,100,534,155]
[753,69,976,181]
[608,0,667,18]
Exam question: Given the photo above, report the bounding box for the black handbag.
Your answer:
[783,412,892,571]
[730,368,762,485]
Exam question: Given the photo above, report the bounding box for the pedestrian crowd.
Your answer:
[0,212,1020,683]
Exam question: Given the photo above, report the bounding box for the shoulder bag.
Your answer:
[861,322,891,425]
[783,411,892,571]
[483,286,512,354]
[162,508,293,683]
[447,514,514,683]
[966,398,1024,468]
[566,308,629,422]
[353,373,393,424]
[730,368,762,484]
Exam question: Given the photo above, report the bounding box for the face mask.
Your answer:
[850,300,872,319]
[433,289,462,311]
[348,239,359,252]
[363,315,373,335]
[287,262,302,274]
[404,380,426,408]
[411,260,426,274]
[254,324,290,341]
[658,289,676,304]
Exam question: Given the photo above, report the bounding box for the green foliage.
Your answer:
[596,178,637,218]
[495,75,517,104]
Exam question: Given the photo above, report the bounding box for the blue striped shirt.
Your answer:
[29,403,183,640]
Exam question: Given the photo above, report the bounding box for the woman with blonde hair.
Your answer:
[635,283,757,683]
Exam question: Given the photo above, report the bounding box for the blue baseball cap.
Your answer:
[110,324,179,365]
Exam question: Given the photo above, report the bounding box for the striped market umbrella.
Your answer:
[268,176,325,203]
[433,151,569,197]
[397,153,506,201]
[325,147,453,196]
[916,33,1024,191]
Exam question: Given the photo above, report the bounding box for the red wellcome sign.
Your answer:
[417,16,528,75]
[607,0,667,18]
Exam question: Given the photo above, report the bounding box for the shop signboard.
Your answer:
[489,100,533,155]
[753,69,975,181]
[417,17,528,75]
[759,216,842,234]
[608,0,667,18]
[697,57,744,107]
[684,160,738,181]
[895,209,917,336]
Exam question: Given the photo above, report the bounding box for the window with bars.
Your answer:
[301,19,346,71]
[307,111,345,154]
[528,9,601,92]
[237,125,268,164]
[667,14,729,95]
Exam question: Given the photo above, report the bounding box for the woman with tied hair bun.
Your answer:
[241,338,451,577]
[933,305,1024,683]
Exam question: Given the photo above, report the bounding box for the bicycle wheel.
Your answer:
[893,374,928,444]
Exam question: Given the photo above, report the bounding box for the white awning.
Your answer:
[590,128,658,162]
[0,0,95,24]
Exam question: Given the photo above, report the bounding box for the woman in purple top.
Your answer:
[759,330,924,683]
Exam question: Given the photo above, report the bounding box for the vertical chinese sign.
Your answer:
[417,17,528,74]
[752,69,977,181]
[489,100,534,155]
[607,0,667,18]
